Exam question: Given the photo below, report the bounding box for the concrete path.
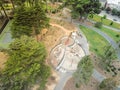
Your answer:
[77,22,120,59]
[89,19,120,32]
[92,69,106,83]
[103,25,120,32]
[54,72,73,90]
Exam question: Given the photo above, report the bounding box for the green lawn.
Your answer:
[89,14,120,29]
[101,27,120,42]
[80,25,109,56]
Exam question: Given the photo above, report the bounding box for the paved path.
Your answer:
[77,22,120,59]
[89,19,120,32]
[54,72,73,90]
[92,69,106,83]
[103,25,120,32]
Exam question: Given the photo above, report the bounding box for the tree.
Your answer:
[0,36,51,90]
[112,8,118,15]
[110,21,113,25]
[13,0,26,6]
[98,78,117,90]
[95,22,102,28]
[105,7,111,14]
[101,15,106,22]
[73,56,94,88]
[64,0,101,21]
[11,4,49,40]
[99,45,116,72]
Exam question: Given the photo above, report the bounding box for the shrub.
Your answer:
[116,34,119,37]
[95,22,102,28]
[110,21,113,25]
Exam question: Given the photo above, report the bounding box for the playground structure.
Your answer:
[50,31,86,73]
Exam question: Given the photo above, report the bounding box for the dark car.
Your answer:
[113,19,117,21]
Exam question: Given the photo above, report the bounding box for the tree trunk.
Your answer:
[83,14,88,22]
[10,0,15,10]
[79,15,82,21]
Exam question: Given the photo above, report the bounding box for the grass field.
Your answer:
[101,27,120,42]
[89,14,120,29]
[80,25,109,56]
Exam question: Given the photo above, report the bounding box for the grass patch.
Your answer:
[80,25,109,56]
[101,27,120,42]
[89,14,120,29]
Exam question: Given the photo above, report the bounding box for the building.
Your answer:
[106,0,120,10]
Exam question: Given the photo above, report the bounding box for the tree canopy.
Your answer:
[64,0,101,20]
[11,3,49,39]
[0,36,50,90]
[73,56,94,87]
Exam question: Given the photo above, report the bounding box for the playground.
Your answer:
[50,31,86,72]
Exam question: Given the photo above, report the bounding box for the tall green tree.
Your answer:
[11,4,49,39]
[73,56,94,88]
[0,35,51,90]
[99,45,116,71]
[64,0,101,21]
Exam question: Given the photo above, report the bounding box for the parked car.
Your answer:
[113,19,117,21]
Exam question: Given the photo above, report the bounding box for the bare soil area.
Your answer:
[63,77,99,90]
[38,19,76,54]
[0,52,8,70]
[90,53,112,77]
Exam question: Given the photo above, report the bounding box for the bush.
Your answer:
[75,83,80,88]
[110,21,113,25]
[95,22,102,28]
[116,34,119,37]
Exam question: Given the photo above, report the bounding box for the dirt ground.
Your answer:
[63,77,99,90]
[90,53,113,77]
[0,52,8,70]
[38,19,76,54]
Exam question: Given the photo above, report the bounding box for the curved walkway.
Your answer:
[78,22,120,59]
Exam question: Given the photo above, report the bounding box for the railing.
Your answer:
[0,19,9,34]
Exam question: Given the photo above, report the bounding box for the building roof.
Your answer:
[107,0,120,5]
